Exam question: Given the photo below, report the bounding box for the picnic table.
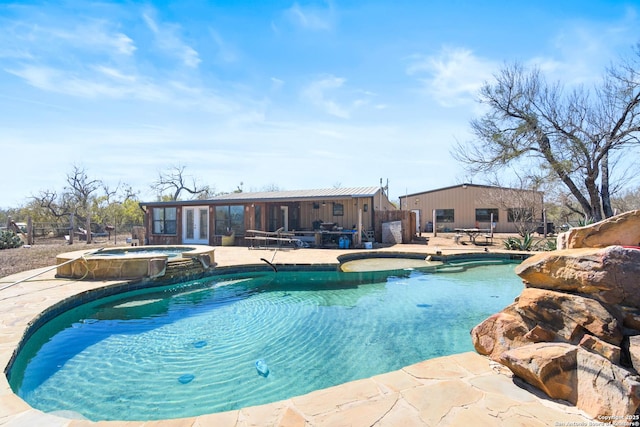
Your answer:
[245,229,302,249]
[454,228,492,245]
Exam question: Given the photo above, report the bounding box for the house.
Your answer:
[399,183,544,234]
[139,186,396,246]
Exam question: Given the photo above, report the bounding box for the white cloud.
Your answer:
[270,77,285,91]
[302,75,350,118]
[300,75,378,119]
[142,11,201,68]
[284,1,335,31]
[406,47,496,108]
[209,29,238,63]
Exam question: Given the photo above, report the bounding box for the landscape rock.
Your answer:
[514,245,640,308]
[498,343,577,403]
[578,334,620,364]
[473,210,640,417]
[628,335,640,373]
[515,287,623,345]
[576,349,640,418]
[557,209,640,249]
[622,308,640,330]
[470,307,530,360]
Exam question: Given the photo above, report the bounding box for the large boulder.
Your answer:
[499,343,577,403]
[514,246,640,308]
[557,209,640,249]
[576,349,640,418]
[471,287,624,361]
[470,306,531,360]
[628,335,640,373]
[473,210,640,418]
[499,343,640,418]
[515,288,623,345]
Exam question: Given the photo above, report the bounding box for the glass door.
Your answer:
[183,206,209,244]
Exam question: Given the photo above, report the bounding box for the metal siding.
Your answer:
[404,185,543,233]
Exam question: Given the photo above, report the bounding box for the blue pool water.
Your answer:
[10,262,523,421]
[91,246,194,258]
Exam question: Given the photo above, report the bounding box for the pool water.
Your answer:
[92,246,194,258]
[10,263,522,421]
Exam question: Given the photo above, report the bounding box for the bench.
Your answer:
[245,229,302,249]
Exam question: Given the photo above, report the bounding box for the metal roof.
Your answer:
[140,186,381,206]
[402,183,540,198]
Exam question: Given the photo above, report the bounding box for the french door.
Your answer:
[183,206,209,244]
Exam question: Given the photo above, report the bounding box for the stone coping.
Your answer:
[0,245,594,426]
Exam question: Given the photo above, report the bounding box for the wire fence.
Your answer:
[30,222,143,238]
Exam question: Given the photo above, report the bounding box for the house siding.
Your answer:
[141,187,393,246]
[401,184,543,233]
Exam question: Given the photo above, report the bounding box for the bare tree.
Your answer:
[151,165,210,201]
[32,166,101,223]
[480,175,545,235]
[260,183,281,192]
[453,45,640,221]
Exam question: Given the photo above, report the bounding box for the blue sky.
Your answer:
[0,1,638,208]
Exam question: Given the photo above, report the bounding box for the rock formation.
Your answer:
[471,209,640,418]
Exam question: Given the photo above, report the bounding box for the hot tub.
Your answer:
[55,245,216,280]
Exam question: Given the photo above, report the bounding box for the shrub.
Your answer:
[533,238,557,251]
[503,232,534,251]
[0,230,22,250]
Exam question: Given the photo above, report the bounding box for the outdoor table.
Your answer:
[454,228,491,245]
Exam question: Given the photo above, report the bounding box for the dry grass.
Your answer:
[0,234,130,279]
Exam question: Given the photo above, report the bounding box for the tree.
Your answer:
[28,166,143,237]
[32,165,101,226]
[479,175,545,236]
[453,45,640,221]
[613,186,640,213]
[151,165,211,200]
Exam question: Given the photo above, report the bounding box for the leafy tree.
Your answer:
[453,44,640,221]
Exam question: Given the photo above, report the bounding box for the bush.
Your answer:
[533,238,557,251]
[0,230,22,250]
[503,232,534,251]
[504,233,558,252]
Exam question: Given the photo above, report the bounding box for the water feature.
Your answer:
[10,262,523,421]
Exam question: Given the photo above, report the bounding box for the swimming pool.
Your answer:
[9,262,523,421]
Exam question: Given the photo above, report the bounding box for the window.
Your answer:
[152,207,177,235]
[254,205,262,229]
[508,208,533,223]
[435,209,454,223]
[215,205,245,235]
[476,208,499,222]
[333,202,344,216]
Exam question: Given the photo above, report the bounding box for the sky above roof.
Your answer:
[1,1,638,208]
